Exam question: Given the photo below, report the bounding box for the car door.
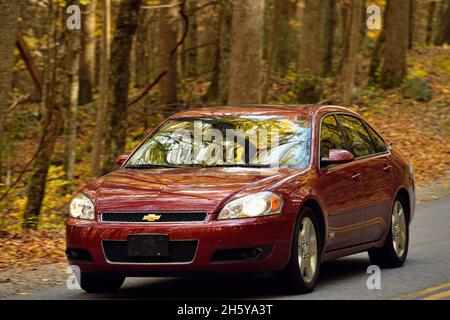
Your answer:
[337,115,393,244]
[361,122,393,242]
[316,115,365,251]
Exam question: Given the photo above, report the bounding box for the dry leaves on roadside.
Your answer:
[0,229,66,272]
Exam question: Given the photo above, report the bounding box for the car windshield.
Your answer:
[126,115,311,168]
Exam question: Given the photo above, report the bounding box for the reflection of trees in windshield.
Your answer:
[127,116,311,168]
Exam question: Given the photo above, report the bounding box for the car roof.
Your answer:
[169,104,359,119]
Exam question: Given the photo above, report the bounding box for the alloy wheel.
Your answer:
[391,200,407,258]
[297,217,318,283]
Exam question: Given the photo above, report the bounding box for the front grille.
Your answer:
[101,212,207,223]
[102,240,198,263]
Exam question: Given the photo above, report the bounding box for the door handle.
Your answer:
[383,164,392,172]
[352,172,361,180]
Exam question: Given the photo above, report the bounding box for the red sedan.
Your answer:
[67,105,415,293]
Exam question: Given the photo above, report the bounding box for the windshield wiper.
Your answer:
[206,164,272,168]
[125,164,179,169]
[126,163,272,169]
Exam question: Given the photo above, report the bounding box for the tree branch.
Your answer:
[16,32,43,98]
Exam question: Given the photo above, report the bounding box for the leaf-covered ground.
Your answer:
[0,47,449,274]
[0,229,65,272]
[356,47,450,187]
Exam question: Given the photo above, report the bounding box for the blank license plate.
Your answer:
[127,234,169,257]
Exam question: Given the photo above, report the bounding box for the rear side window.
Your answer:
[319,115,347,159]
[337,115,375,158]
[365,124,388,153]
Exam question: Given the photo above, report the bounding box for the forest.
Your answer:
[0,0,449,271]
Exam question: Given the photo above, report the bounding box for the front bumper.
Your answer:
[66,214,293,274]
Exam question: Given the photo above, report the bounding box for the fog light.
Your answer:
[240,248,261,259]
[66,248,92,261]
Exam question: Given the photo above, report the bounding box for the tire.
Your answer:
[80,273,125,293]
[280,206,322,294]
[368,198,409,268]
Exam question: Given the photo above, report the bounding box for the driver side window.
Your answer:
[320,115,346,160]
[337,115,376,158]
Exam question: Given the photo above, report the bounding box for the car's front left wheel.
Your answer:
[80,273,125,293]
[280,206,322,293]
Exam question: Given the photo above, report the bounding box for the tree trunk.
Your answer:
[338,0,350,73]
[379,0,410,89]
[184,0,198,78]
[79,0,97,105]
[342,0,364,106]
[435,1,450,45]
[228,0,265,105]
[135,10,150,88]
[323,0,337,76]
[426,1,437,45]
[0,1,21,181]
[268,0,296,77]
[65,1,81,183]
[218,0,233,105]
[297,0,326,103]
[409,0,415,49]
[159,0,179,114]
[92,0,110,176]
[23,3,68,230]
[436,0,450,40]
[102,0,141,174]
[299,0,325,76]
[202,1,231,104]
[368,0,390,84]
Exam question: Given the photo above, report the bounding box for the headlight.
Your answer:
[408,164,414,176]
[69,193,95,220]
[218,191,283,220]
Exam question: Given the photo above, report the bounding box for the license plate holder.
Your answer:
[127,234,169,257]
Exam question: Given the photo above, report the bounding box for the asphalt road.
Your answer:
[4,197,450,300]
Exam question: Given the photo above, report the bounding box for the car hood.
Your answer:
[93,167,294,213]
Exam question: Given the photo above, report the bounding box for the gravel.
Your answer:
[0,263,67,298]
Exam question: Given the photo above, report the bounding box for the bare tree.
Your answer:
[92,0,110,176]
[426,1,437,45]
[65,0,81,182]
[298,0,325,76]
[379,0,410,89]
[183,0,198,78]
[409,0,415,49]
[134,9,151,88]
[0,1,21,180]
[342,0,364,105]
[296,0,326,103]
[435,0,450,45]
[323,0,337,75]
[23,3,69,229]
[268,0,297,77]
[218,0,233,105]
[159,0,179,114]
[102,0,142,174]
[228,0,265,105]
[203,0,231,104]
[79,0,97,104]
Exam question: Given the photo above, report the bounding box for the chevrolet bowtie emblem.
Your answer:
[142,214,162,222]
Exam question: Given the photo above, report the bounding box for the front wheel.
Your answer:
[280,207,322,293]
[80,273,125,293]
[368,199,409,268]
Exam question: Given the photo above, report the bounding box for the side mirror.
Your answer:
[116,154,130,166]
[321,149,354,166]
